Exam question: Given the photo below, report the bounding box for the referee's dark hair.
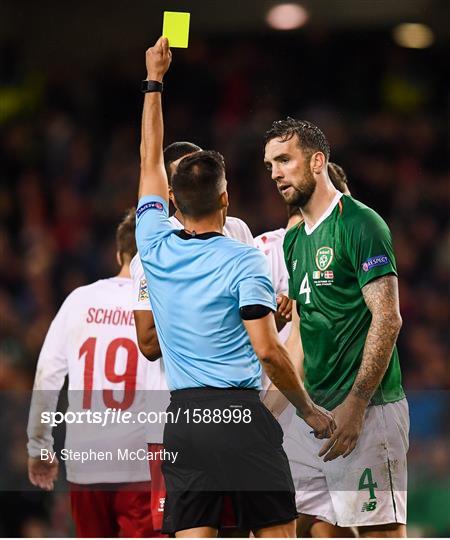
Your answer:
[171,151,227,218]
[264,117,330,161]
[116,207,137,264]
[164,142,202,183]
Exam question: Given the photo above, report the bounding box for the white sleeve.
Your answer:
[240,220,254,247]
[130,253,153,311]
[271,241,289,296]
[226,217,254,246]
[253,234,267,253]
[27,295,71,457]
[254,234,288,296]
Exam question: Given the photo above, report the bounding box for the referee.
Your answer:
[136,37,335,538]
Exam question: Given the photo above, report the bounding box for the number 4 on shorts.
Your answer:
[359,468,378,500]
[359,468,378,512]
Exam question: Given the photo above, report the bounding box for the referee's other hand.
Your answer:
[146,36,172,82]
[302,404,336,440]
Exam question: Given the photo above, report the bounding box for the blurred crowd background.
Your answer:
[1,0,449,536]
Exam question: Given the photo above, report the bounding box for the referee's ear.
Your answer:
[219,190,229,209]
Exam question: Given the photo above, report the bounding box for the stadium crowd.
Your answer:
[0,31,449,536]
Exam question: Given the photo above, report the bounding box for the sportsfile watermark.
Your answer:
[40,408,174,428]
[40,447,178,464]
[40,407,253,427]
[2,389,443,492]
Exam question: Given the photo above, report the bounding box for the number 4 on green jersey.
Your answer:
[299,273,311,304]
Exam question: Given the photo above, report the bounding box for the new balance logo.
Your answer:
[361,501,377,512]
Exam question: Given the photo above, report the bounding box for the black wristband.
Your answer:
[141,80,163,93]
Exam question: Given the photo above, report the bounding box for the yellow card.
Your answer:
[162,11,190,48]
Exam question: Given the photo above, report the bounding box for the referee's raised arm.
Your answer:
[139,36,172,201]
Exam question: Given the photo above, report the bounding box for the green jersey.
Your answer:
[284,193,404,410]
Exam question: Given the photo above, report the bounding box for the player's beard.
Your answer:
[279,169,317,207]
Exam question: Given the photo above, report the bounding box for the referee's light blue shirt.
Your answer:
[135,195,277,391]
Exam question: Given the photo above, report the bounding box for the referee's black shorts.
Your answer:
[161,387,298,534]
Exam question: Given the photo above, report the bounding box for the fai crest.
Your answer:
[315,246,334,271]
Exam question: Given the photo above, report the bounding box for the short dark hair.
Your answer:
[163,141,202,182]
[171,151,226,218]
[264,117,330,160]
[116,208,137,263]
[328,162,348,193]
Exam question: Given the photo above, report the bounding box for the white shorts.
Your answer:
[145,359,169,444]
[283,399,409,528]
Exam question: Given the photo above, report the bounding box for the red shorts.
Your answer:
[148,443,166,532]
[69,481,165,538]
[220,495,237,528]
[148,443,237,530]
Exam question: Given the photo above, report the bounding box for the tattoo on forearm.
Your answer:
[351,275,402,402]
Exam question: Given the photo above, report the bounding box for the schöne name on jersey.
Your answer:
[86,308,135,326]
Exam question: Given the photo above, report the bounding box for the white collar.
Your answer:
[169,214,183,228]
[304,191,343,236]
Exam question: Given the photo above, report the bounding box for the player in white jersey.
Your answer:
[255,205,303,432]
[27,210,164,538]
[130,140,255,533]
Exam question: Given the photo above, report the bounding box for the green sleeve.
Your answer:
[283,227,297,300]
[344,208,398,289]
[288,277,295,300]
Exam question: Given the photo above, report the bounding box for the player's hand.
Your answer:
[28,455,59,491]
[302,403,336,439]
[146,36,172,82]
[318,395,366,461]
[276,294,292,322]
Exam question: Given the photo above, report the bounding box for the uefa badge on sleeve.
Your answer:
[362,255,390,272]
[138,278,149,302]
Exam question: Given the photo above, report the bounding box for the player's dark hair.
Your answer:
[264,117,330,160]
[163,141,202,183]
[116,207,137,263]
[328,162,348,193]
[171,151,226,218]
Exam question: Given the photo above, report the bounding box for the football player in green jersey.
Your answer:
[263,118,408,537]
